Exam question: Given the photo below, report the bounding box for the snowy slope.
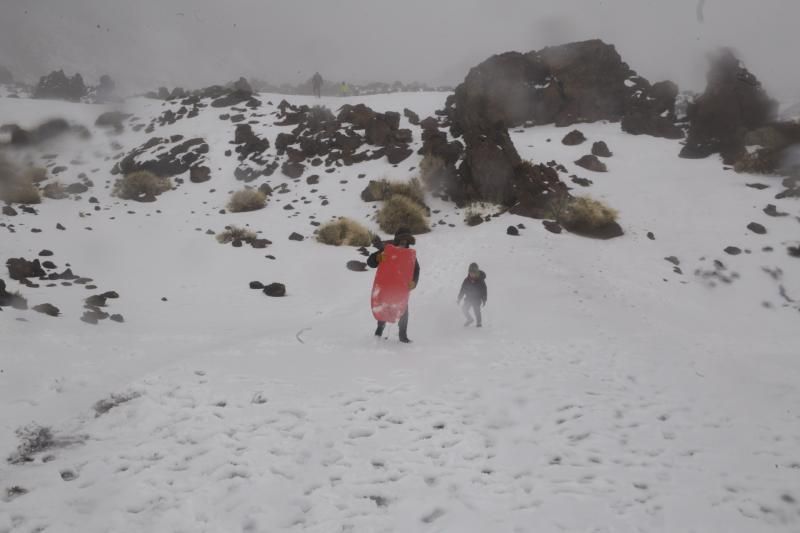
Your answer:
[1,91,799,532]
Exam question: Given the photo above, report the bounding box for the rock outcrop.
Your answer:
[680,49,777,164]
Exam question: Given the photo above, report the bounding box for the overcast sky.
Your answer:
[0,0,797,101]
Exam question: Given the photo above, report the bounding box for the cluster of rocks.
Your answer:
[142,81,261,138]
[233,124,275,182]
[418,39,800,229]
[249,281,286,297]
[271,101,414,181]
[561,130,614,174]
[1,206,36,219]
[112,136,209,178]
[3,254,124,322]
[81,291,124,324]
[7,255,95,290]
[146,78,261,109]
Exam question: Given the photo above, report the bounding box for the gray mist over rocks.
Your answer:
[0,0,798,102]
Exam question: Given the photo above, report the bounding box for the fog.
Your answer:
[0,0,798,101]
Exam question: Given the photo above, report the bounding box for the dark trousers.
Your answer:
[376,308,409,339]
[462,300,482,325]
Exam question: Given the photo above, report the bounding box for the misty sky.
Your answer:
[0,0,798,101]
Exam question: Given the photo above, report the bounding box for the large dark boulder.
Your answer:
[460,127,521,205]
[574,155,608,172]
[6,258,46,281]
[365,117,393,146]
[443,39,680,213]
[448,40,680,132]
[33,303,60,317]
[189,166,211,183]
[680,49,777,164]
[338,104,376,130]
[34,70,87,102]
[536,41,631,125]
[263,283,286,297]
[592,141,613,157]
[622,80,684,139]
[281,161,305,179]
[562,130,586,146]
[275,132,297,152]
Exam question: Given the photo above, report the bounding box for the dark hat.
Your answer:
[393,227,415,245]
[468,262,479,272]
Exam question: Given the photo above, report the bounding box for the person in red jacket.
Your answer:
[457,263,487,327]
[367,228,420,343]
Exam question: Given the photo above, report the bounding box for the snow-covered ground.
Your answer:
[1,91,799,532]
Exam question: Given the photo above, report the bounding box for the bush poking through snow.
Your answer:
[112,170,172,201]
[21,167,48,184]
[2,180,40,204]
[216,225,257,245]
[8,424,54,464]
[5,486,29,500]
[561,196,618,232]
[376,195,430,235]
[0,155,42,204]
[316,217,373,246]
[93,391,141,417]
[544,189,571,222]
[362,177,426,206]
[227,188,267,213]
[419,153,445,188]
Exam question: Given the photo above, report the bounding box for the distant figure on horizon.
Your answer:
[311,72,323,98]
[339,81,350,97]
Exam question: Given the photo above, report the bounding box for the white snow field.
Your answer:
[1,91,799,532]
